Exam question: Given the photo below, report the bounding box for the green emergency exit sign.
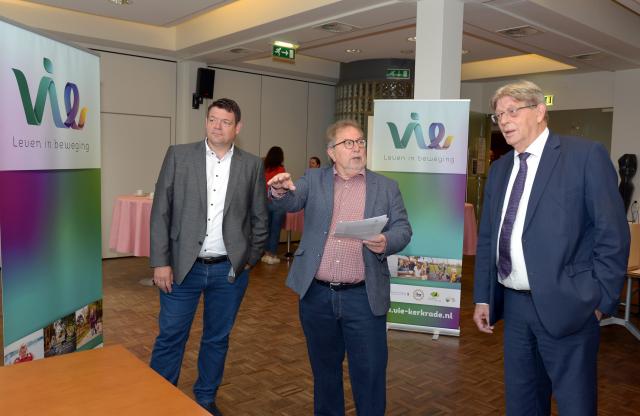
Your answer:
[386,68,410,79]
[272,45,295,60]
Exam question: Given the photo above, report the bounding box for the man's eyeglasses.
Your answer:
[490,104,537,124]
[331,138,367,149]
[208,116,234,127]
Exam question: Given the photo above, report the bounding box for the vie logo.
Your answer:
[12,57,87,130]
[387,112,453,150]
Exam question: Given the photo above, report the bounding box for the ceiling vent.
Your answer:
[313,21,359,33]
[229,48,252,54]
[570,52,602,61]
[496,25,543,38]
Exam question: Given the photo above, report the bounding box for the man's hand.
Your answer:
[473,304,494,334]
[595,309,603,321]
[153,266,174,293]
[267,172,295,197]
[363,234,387,254]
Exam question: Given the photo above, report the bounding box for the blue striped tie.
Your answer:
[498,152,530,278]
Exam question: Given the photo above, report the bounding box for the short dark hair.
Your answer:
[310,156,321,167]
[208,98,241,123]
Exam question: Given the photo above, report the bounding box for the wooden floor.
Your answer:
[3,251,640,415]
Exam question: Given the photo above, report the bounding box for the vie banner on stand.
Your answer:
[370,99,469,336]
[0,17,102,365]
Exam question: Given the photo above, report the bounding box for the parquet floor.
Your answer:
[2,251,640,415]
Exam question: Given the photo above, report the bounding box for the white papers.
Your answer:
[333,215,388,240]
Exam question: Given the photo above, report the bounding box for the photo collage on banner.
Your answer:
[370,99,469,336]
[0,17,102,362]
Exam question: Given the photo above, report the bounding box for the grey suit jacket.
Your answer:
[150,140,268,284]
[273,167,412,316]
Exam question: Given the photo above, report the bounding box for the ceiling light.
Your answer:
[314,22,359,33]
[496,25,543,38]
[107,0,132,4]
[345,48,361,54]
[274,41,297,49]
[407,36,416,42]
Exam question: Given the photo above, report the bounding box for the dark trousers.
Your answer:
[503,288,600,416]
[300,280,388,416]
[150,260,248,408]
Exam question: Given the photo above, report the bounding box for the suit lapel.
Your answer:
[492,153,514,234]
[321,167,335,222]
[364,169,378,218]
[224,147,242,216]
[523,133,561,231]
[194,141,207,211]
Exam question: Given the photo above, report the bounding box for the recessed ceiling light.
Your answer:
[313,22,359,33]
[107,0,132,5]
[407,36,416,42]
[345,48,361,54]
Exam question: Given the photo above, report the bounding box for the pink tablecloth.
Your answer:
[463,203,478,256]
[284,210,304,233]
[109,195,153,257]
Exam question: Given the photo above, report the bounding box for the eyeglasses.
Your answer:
[208,116,234,127]
[331,138,367,149]
[491,104,537,124]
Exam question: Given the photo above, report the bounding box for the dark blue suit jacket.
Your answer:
[473,132,630,337]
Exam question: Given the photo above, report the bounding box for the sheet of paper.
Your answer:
[333,215,388,240]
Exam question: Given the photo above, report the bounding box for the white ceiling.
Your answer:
[14,0,640,83]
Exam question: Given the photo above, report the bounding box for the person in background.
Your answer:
[308,156,321,168]
[262,146,286,265]
[149,98,268,416]
[473,80,629,416]
[268,119,412,416]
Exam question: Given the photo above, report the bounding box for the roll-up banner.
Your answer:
[0,17,102,365]
[371,99,470,336]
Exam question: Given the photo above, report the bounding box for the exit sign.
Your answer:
[386,68,410,79]
[272,45,295,60]
[545,94,554,106]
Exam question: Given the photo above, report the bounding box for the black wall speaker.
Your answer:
[196,68,215,99]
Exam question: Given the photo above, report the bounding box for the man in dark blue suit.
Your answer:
[473,80,629,416]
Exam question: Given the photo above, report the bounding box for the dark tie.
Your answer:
[498,152,530,279]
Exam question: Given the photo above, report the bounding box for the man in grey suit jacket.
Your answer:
[149,98,268,416]
[268,120,412,416]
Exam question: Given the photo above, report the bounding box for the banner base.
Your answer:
[387,322,460,337]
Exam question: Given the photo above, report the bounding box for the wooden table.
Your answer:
[0,345,209,415]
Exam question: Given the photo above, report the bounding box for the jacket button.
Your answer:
[198,241,203,245]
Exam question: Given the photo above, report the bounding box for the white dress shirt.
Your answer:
[497,128,549,290]
[199,140,233,257]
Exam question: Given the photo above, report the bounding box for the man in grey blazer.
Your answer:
[268,120,412,416]
[149,98,268,416]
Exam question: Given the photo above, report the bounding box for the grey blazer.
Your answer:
[150,141,268,284]
[273,167,412,316]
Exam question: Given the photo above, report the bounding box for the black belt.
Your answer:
[314,279,365,291]
[504,286,531,295]
[196,256,229,264]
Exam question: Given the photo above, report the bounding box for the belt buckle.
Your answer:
[328,282,342,290]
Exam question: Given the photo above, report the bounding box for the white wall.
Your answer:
[100,51,176,258]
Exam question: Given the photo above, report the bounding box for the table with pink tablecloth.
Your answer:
[109,195,153,257]
[463,203,478,256]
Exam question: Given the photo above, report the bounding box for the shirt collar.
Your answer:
[204,138,234,161]
[332,165,366,180]
[516,127,548,160]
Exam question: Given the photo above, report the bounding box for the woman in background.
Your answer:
[262,146,286,264]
